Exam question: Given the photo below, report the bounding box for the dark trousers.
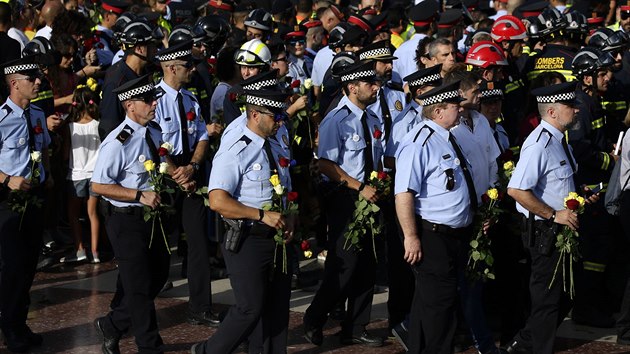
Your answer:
[0,199,43,333]
[200,226,291,354]
[387,206,414,328]
[615,191,630,337]
[101,211,171,354]
[182,194,212,313]
[407,218,466,354]
[304,190,377,335]
[513,224,571,354]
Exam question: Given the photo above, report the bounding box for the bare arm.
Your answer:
[507,187,578,231]
[318,158,378,202]
[395,191,422,264]
[92,182,159,209]
[209,189,285,229]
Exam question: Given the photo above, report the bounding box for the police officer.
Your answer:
[478,80,510,152]
[153,40,219,327]
[303,60,384,348]
[100,19,162,138]
[384,64,442,170]
[394,80,476,354]
[222,39,272,125]
[92,75,171,354]
[506,82,595,354]
[95,0,131,66]
[358,40,405,145]
[191,89,295,354]
[0,55,50,352]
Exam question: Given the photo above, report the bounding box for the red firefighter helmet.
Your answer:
[491,15,527,43]
[465,41,508,68]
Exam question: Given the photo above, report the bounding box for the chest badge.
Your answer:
[395,100,403,111]
[454,158,460,166]
[253,163,262,171]
[352,134,360,142]
[282,134,289,146]
[138,155,146,163]
[18,137,26,146]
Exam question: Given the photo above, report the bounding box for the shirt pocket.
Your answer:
[552,163,574,181]
[1,137,26,163]
[427,158,459,193]
[343,136,366,169]
[243,163,271,198]
[127,161,149,187]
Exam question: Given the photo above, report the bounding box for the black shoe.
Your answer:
[504,340,531,354]
[618,335,630,346]
[94,317,121,354]
[572,308,615,328]
[3,330,29,353]
[187,311,220,327]
[190,342,203,353]
[329,306,346,321]
[19,325,42,346]
[391,322,408,351]
[303,322,323,346]
[160,281,173,293]
[340,330,384,347]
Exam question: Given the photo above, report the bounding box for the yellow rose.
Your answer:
[304,250,313,258]
[577,196,585,207]
[144,160,155,172]
[370,171,378,180]
[487,188,499,200]
[269,174,280,187]
[503,161,514,171]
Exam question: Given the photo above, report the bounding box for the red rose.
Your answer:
[481,193,490,204]
[373,129,382,139]
[278,156,290,168]
[228,92,238,102]
[158,147,168,157]
[287,191,299,202]
[186,111,195,121]
[566,199,580,211]
[300,239,310,251]
[500,149,514,162]
[33,125,43,134]
[290,80,301,88]
[377,171,388,180]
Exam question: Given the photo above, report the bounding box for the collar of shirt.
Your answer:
[408,99,420,113]
[342,98,370,122]
[424,118,449,142]
[157,80,180,102]
[5,97,25,118]
[242,124,265,150]
[124,116,145,133]
[539,119,564,143]
[306,48,317,57]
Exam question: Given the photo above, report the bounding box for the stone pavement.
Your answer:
[7,253,630,353]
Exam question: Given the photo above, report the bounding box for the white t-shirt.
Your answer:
[34,25,52,40]
[67,120,101,181]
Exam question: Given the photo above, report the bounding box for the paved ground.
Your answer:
[8,249,630,353]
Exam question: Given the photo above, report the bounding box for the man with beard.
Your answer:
[568,47,618,328]
[303,60,384,348]
[92,75,171,354]
[358,40,405,145]
[505,81,596,354]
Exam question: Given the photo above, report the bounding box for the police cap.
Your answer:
[404,64,442,89]
[2,55,40,76]
[241,69,279,91]
[156,40,193,62]
[244,89,289,113]
[339,60,377,83]
[417,80,466,106]
[101,0,130,15]
[531,81,577,105]
[356,39,397,61]
[479,80,504,101]
[112,74,160,102]
[408,0,439,26]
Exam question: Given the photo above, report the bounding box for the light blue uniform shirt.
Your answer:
[385,99,422,158]
[317,99,383,182]
[368,84,406,140]
[450,111,501,201]
[209,125,292,209]
[395,119,474,228]
[92,117,163,208]
[154,81,208,157]
[288,56,309,84]
[393,33,426,83]
[311,46,334,87]
[220,112,291,154]
[508,119,577,220]
[492,123,510,152]
[0,99,51,183]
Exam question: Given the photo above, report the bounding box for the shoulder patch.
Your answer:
[387,82,404,92]
[116,124,134,145]
[228,135,252,154]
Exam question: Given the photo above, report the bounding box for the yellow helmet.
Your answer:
[234,39,271,67]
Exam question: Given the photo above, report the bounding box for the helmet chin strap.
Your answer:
[131,50,150,62]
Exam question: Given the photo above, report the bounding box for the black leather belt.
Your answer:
[421,220,468,236]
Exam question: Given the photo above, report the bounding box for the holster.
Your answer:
[223,218,249,253]
[524,213,559,256]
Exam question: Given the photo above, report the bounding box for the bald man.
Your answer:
[35,0,65,40]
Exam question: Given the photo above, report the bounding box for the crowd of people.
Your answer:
[3,0,630,353]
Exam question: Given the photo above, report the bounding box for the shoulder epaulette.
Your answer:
[412,125,434,147]
[387,82,404,92]
[0,104,13,121]
[228,135,252,154]
[147,121,162,132]
[536,128,553,148]
[116,124,134,145]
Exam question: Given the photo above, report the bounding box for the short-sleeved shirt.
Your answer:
[386,100,422,158]
[311,46,334,87]
[508,119,577,219]
[393,33,426,83]
[394,119,474,228]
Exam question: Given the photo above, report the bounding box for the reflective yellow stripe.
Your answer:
[200,90,208,100]
[509,146,520,154]
[522,46,531,55]
[188,88,198,95]
[527,70,575,82]
[591,117,605,130]
[294,135,302,145]
[239,105,246,113]
[496,114,504,124]
[505,79,524,94]
[31,90,53,103]
[600,152,610,171]
[583,261,606,272]
[602,100,627,112]
[608,23,621,31]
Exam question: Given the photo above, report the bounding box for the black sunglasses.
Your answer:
[256,110,288,122]
[15,72,43,83]
[622,12,630,20]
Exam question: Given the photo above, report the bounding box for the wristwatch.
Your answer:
[191,162,200,173]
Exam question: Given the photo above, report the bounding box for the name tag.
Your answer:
[165,117,172,122]
[560,161,566,166]
[442,154,451,160]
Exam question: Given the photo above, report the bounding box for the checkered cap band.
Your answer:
[536,91,576,103]
[358,47,391,60]
[4,63,39,75]
[157,49,192,61]
[243,78,278,90]
[419,89,460,106]
[409,73,442,87]
[341,69,376,82]
[481,89,503,98]
[245,95,287,109]
[117,83,155,101]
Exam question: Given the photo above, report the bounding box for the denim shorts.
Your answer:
[68,179,98,198]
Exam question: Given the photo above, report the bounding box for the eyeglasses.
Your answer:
[255,110,288,122]
[15,72,43,83]
[273,56,288,62]
[622,12,630,20]
[131,91,164,104]
[289,39,305,46]
[172,60,195,69]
